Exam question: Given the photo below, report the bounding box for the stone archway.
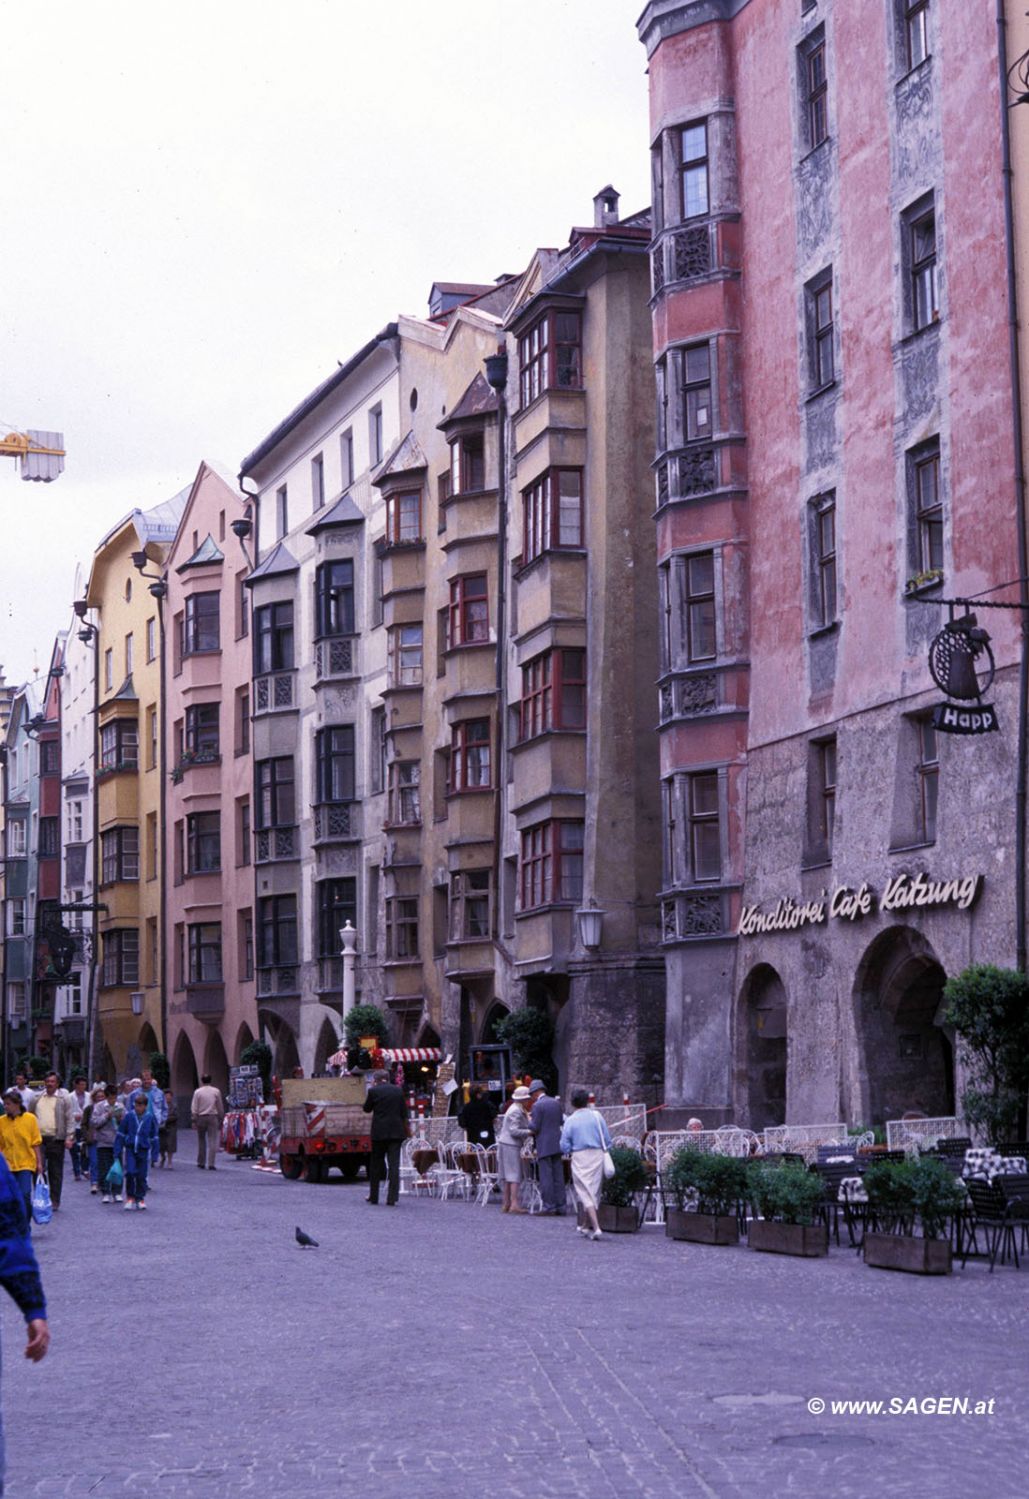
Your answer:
[737,963,788,1130]
[851,925,953,1127]
[172,1031,199,1118]
[312,1018,339,1078]
[273,1024,300,1079]
[234,1023,256,1065]
[204,1030,231,1098]
[480,1003,509,1045]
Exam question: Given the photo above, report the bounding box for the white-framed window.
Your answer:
[6,821,26,858]
[8,899,26,937]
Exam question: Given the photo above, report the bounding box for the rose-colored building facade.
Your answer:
[164,462,256,1105]
[639,0,1023,1127]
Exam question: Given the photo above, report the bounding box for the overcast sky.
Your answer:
[0,0,650,686]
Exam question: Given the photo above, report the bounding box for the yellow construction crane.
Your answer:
[0,424,65,481]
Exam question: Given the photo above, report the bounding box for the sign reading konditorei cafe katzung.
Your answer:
[737,872,983,937]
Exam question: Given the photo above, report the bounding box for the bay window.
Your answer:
[448,574,488,646]
[523,468,583,563]
[518,309,582,406]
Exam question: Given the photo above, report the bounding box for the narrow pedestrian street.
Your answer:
[2,1138,1025,1499]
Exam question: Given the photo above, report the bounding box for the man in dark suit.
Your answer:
[528,1080,566,1215]
[362,1071,408,1205]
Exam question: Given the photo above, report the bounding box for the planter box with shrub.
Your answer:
[666,1208,739,1245]
[664,1149,747,1248]
[597,1203,642,1234]
[749,1219,828,1257]
[861,1157,963,1276]
[598,1145,648,1233]
[863,1232,952,1275]
[747,1160,828,1258]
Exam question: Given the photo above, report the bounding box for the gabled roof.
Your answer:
[306,493,365,535]
[244,543,299,586]
[239,324,399,477]
[371,432,427,488]
[176,534,224,573]
[439,372,498,431]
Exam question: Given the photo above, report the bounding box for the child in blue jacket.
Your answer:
[114,1093,160,1210]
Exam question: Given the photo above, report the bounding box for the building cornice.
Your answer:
[636,0,751,58]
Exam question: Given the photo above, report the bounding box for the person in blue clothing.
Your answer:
[114,1093,160,1211]
[0,1152,50,1492]
[559,1090,613,1241]
[126,1069,167,1128]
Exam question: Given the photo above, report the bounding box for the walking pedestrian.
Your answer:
[528,1080,566,1215]
[128,1069,168,1128]
[0,1090,43,1221]
[458,1085,496,1147]
[116,1079,136,1118]
[28,1074,73,1211]
[94,1086,121,1202]
[12,1072,37,1112]
[560,1089,613,1240]
[496,1085,533,1214]
[113,1093,159,1210]
[362,1070,408,1206]
[0,1151,50,1492]
[81,1085,106,1194]
[191,1075,224,1170]
[69,1076,90,1181]
[159,1090,178,1168]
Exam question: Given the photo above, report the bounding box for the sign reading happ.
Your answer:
[738,871,983,937]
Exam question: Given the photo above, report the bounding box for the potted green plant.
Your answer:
[597,1146,648,1232]
[748,1162,828,1257]
[863,1157,964,1275]
[665,1150,746,1245]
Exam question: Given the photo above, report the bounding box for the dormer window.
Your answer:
[384,489,423,544]
[518,309,582,407]
[450,434,485,494]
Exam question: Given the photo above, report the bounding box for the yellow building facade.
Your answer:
[85,491,187,1078]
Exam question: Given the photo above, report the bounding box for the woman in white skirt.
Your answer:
[559,1089,613,1239]
[496,1086,533,1213]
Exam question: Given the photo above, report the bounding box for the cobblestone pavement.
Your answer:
[2,1136,1026,1498]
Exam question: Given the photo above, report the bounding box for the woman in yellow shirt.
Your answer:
[0,1090,44,1218]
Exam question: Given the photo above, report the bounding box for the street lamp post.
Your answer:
[338,921,358,1026]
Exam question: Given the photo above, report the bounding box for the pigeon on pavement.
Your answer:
[295,1225,319,1248]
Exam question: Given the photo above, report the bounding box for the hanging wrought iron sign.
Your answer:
[927,609,999,735]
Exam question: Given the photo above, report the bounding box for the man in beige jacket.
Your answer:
[191,1075,224,1170]
[29,1073,74,1209]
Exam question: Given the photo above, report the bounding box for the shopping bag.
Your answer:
[106,1159,124,1192]
[31,1175,52,1226]
[602,1151,616,1180]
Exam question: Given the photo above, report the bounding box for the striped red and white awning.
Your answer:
[381,1048,442,1063]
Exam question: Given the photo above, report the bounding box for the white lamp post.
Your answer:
[575,899,603,951]
[339,921,358,1023]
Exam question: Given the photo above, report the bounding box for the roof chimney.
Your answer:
[593,185,620,228]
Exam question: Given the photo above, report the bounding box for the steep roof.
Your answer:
[306,493,365,534]
[371,432,427,488]
[176,534,225,573]
[245,543,299,585]
[439,372,498,431]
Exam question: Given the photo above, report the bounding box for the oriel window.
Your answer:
[911,207,938,330]
[680,122,709,219]
[688,773,721,882]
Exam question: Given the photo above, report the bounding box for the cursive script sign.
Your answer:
[738,872,982,937]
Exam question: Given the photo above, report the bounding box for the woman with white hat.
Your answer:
[495,1086,533,1214]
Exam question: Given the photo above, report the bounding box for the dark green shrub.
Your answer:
[494,1006,556,1091]
[667,1149,748,1216]
[343,1005,391,1048]
[148,1052,171,1089]
[240,1040,273,1099]
[943,964,1029,1144]
[865,1157,965,1239]
[750,1162,824,1226]
[601,1146,648,1208]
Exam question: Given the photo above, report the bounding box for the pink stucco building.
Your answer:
[639,0,1023,1128]
[164,462,256,1105]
